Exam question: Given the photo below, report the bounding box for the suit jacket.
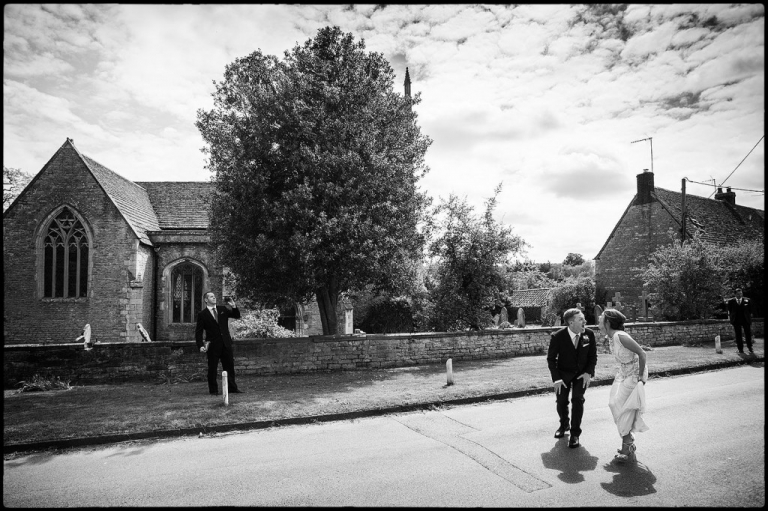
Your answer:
[726,297,751,325]
[547,327,597,385]
[195,305,241,353]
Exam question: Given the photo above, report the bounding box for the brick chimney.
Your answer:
[714,186,736,205]
[635,169,654,205]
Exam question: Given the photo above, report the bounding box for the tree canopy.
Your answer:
[425,185,526,331]
[196,26,432,334]
[3,166,33,211]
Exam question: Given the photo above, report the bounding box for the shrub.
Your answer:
[542,275,596,324]
[233,308,296,339]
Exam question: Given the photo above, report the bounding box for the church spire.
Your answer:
[404,67,411,98]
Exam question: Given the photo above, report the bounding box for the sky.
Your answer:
[3,4,765,263]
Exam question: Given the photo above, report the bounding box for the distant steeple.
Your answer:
[404,67,411,98]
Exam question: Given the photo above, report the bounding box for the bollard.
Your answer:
[715,334,722,354]
[222,371,229,406]
[446,358,454,386]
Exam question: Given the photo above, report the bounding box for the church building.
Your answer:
[3,139,327,345]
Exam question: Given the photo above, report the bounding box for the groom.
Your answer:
[547,307,597,448]
[195,291,242,395]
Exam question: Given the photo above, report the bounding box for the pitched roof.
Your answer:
[653,187,764,245]
[136,182,213,229]
[595,186,764,259]
[80,153,160,244]
[509,288,552,307]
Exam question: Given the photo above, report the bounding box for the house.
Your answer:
[594,170,764,320]
[508,288,552,323]
[2,139,332,345]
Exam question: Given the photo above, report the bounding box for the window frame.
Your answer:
[36,205,93,301]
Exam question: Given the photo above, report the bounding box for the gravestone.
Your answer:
[492,314,500,326]
[593,304,603,325]
[344,308,354,334]
[499,306,508,325]
[610,292,625,313]
[554,316,562,327]
[517,308,525,328]
[637,285,652,321]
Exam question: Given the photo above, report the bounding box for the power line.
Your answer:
[707,135,765,198]
[684,178,764,193]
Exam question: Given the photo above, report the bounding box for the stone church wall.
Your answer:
[3,146,146,345]
[4,318,761,386]
[595,200,680,319]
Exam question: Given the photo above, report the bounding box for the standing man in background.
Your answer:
[726,288,753,355]
[196,292,242,395]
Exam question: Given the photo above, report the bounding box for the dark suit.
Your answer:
[195,304,241,394]
[547,327,598,437]
[726,297,753,352]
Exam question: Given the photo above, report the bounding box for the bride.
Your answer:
[599,308,649,462]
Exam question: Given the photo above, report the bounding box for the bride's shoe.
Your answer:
[616,434,635,453]
[614,442,636,462]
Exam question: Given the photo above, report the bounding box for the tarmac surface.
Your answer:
[3,337,764,454]
[3,365,764,507]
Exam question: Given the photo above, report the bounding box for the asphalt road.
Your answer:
[4,365,764,507]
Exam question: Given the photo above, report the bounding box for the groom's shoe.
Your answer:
[554,426,570,438]
[568,436,580,448]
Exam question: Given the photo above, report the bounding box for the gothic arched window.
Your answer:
[43,207,89,298]
[171,263,203,323]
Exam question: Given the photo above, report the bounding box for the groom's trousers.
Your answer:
[556,378,587,437]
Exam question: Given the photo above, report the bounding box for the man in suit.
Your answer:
[726,288,753,355]
[195,291,242,395]
[547,307,598,448]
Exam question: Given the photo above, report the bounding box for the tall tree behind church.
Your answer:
[196,26,432,334]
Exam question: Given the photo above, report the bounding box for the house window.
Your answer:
[43,207,89,298]
[171,263,203,323]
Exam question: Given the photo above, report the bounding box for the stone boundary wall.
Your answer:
[4,319,763,387]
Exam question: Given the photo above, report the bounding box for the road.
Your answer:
[4,365,764,507]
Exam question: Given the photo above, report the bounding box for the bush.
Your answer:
[233,308,296,339]
[15,374,72,393]
[641,231,763,321]
[542,275,596,324]
[358,295,415,334]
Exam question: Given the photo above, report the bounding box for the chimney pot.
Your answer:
[726,186,732,193]
[715,186,736,205]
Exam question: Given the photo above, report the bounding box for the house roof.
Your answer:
[509,288,552,307]
[653,187,764,245]
[136,182,213,229]
[595,186,764,259]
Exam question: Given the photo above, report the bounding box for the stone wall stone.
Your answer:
[4,318,762,387]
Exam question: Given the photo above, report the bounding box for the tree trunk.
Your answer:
[316,282,339,335]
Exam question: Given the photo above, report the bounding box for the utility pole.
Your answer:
[681,178,687,243]
[631,137,654,174]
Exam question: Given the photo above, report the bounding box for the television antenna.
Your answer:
[631,137,653,174]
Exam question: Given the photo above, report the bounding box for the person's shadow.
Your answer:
[540,437,599,483]
[601,460,657,497]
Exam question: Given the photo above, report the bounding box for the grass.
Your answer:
[3,337,762,447]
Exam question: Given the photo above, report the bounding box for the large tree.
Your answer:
[425,185,526,331]
[196,27,431,334]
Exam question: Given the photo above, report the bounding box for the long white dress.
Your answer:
[608,331,649,436]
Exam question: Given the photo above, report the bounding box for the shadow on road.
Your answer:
[600,460,657,497]
[540,437,599,483]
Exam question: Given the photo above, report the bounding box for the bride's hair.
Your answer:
[603,308,626,330]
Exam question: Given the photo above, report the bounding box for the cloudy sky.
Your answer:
[4,4,765,262]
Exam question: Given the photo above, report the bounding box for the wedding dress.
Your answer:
[608,331,649,436]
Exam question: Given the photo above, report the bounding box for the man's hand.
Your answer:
[577,373,591,388]
[554,380,565,395]
[225,297,235,307]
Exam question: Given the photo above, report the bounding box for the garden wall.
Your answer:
[4,318,763,387]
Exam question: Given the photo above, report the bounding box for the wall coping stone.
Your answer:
[7,318,760,350]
